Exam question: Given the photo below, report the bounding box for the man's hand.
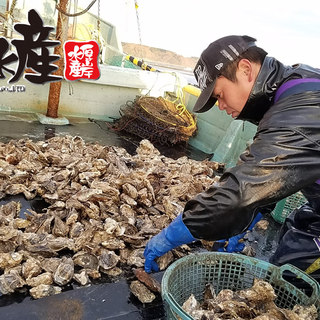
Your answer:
[143,213,196,273]
[144,232,175,273]
[213,212,263,253]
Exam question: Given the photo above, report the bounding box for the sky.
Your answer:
[81,0,320,68]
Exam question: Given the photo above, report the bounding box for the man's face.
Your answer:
[212,60,256,118]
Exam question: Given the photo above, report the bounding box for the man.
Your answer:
[143,35,320,279]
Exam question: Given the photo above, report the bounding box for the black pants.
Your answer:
[269,183,320,290]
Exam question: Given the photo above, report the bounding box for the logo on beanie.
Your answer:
[215,63,223,71]
[194,64,209,90]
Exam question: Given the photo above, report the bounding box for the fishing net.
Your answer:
[112,95,197,145]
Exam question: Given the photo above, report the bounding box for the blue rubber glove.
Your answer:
[144,213,196,273]
[215,212,263,253]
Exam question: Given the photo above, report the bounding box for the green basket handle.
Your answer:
[279,264,320,303]
[163,292,194,320]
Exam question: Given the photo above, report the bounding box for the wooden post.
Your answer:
[46,0,69,118]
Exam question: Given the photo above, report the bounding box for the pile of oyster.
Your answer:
[182,279,318,320]
[0,136,220,300]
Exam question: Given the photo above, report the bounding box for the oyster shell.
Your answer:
[53,257,74,286]
[127,249,145,268]
[0,136,223,300]
[181,279,318,320]
[73,251,99,270]
[133,268,161,293]
[73,269,90,286]
[0,269,26,294]
[52,216,69,237]
[0,251,23,269]
[156,251,174,270]
[238,278,277,304]
[101,238,126,250]
[182,294,200,316]
[41,257,61,273]
[104,267,122,277]
[99,250,120,271]
[26,272,53,287]
[22,257,42,279]
[29,284,62,299]
[130,280,156,303]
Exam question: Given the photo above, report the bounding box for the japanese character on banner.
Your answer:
[0,9,61,84]
[64,40,100,81]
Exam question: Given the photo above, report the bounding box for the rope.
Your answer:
[55,0,97,17]
[97,0,101,34]
[122,57,197,129]
[8,0,17,16]
[124,55,194,121]
[125,55,159,72]
[134,0,142,44]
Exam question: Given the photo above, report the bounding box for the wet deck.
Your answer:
[0,112,282,320]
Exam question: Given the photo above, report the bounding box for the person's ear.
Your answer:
[238,59,253,81]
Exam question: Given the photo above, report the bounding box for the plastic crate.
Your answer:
[271,191,307,224]
[161,252,320,320]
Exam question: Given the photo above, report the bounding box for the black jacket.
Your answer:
[183,56,320,240]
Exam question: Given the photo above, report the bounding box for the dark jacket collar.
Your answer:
[236,57,286,125]
[237,57,320,124]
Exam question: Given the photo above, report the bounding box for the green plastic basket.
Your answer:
[271,191,307,223]
[161,252,320,320]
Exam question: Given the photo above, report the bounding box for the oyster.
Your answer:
[0,251,23,269]
[0,201,21,218]
[238,278,277,304]
[73,270,90,286]
[292,305,318,319]
[122,183,138,200]
[182,294,201,317]
[101,238,126,250]
[156,251,174,270]
[133,268,161,293]
[29,284,62,299]
[26,272,53,287]
[130,280,156,303]
[69,221,84,238]
[0,269,26,294]
[242,245,256,257]
[127,249,145,268]
[0,225,20,241]
[52,216,69,237]
[22,257,42,279]
[98,250,120,271]
[181,279,318,320]
[53,257,74,286]
[119,204,136,225]
[0,136,223,300]
[103,217,120,234]
[41,257,62,273]
[255,219,269,231]
[104,267,122,277]
[73,251,99,270]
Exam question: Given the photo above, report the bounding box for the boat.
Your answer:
[0,0,188,121]
[0,0,258,166]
